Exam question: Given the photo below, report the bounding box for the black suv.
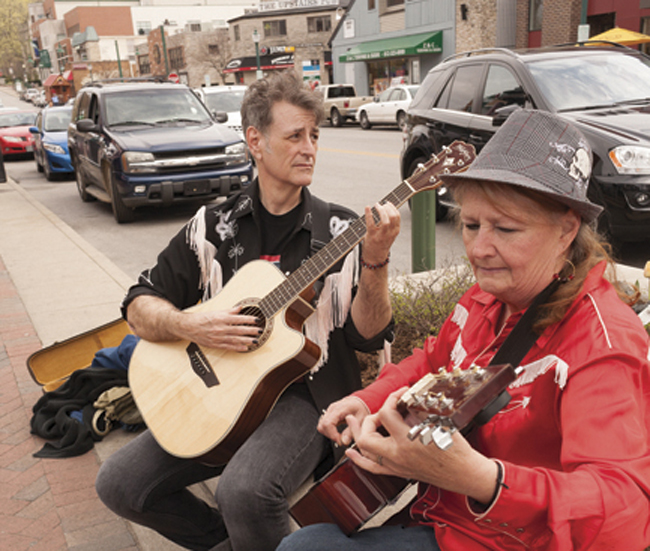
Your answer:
[68,79,253,223]
[401,43,650,242]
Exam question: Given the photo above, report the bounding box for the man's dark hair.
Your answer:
[241,70,324,136]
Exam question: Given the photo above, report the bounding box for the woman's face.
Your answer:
[459,186,580,314]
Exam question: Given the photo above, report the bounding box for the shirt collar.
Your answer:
[470,260,608,349]
[227,178,315,234]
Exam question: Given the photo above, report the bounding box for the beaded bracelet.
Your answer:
[360,253,390,270]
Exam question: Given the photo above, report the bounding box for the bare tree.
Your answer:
[192,29,231,86]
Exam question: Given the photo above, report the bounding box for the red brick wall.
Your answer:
[64,7,134,37]
[42,0,56,20]
[541,0,582,45]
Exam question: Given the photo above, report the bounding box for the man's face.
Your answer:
[249,101,319,192]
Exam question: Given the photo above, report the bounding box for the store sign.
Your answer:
[339,31,442,62]
[259,0,338,11]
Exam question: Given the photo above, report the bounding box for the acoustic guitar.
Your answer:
[128,141,477,465]
[290,364,518,535]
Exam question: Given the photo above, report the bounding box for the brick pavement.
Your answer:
[0,256,138,551]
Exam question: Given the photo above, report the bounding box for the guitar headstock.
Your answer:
[407,140,477,195]
[396,364,515,450]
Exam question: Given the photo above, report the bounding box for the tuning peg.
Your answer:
[429,425,455,450]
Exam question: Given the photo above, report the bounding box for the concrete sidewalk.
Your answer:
[0,177,182,550]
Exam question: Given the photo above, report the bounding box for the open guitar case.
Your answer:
[26,318,142,459]
[27,318,132,392]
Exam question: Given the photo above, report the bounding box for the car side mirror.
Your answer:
[76,119,98,133]
[214,111,228,123]
[492,104,521,127]
[374,97,380,102]
[28,126,39,134]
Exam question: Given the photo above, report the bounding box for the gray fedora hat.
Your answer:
[441,109,603,223]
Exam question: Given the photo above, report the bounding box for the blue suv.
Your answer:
[68,79,253,223]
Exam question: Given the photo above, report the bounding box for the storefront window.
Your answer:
[367,57,409,94]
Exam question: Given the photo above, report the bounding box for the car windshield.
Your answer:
[44,107,72,132]
[0,112,36,128]
[204,90,245,113]
[527,52,650,112]
[105,88,212,128]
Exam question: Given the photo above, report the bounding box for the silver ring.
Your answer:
[376,455,383,466]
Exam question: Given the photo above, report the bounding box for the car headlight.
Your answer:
[4,136,24,143]
[122,151,156,174]
[609,146,650,175]
[43,143,66,155]
[224,142,249,165]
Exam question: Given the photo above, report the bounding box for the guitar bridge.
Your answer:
[186,342,219,388]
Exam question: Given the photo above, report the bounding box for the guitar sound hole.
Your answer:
[238,303,272,352]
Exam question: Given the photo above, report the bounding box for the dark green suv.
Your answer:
[401,43,650,242]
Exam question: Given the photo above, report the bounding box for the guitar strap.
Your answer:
[489,277,561,368]
[310,195,331,256]
[472,277,561,427]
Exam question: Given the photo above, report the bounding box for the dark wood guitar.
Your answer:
[290,364,517,535]
[128,141,477,466]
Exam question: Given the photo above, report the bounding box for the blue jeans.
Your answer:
[95,383,329,551]
[277,523,441,550]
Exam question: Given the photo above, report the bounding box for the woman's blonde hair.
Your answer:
[451,179,633,332]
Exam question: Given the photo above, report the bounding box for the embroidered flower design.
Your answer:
[236,196,253,213]
[215,211,238,241]
[228,243,244,259]
[329,216,350,237]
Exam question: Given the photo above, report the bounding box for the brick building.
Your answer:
[223,0,344,86]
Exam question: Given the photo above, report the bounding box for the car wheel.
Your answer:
[104,165,135,224]
[359,111,371,130]
[330,108,343,128]
[407,156,448,220]
[74,158,94,202]
[43,159,54,182]
[396,111,407,130]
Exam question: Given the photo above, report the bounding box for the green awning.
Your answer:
[339,30,442,62]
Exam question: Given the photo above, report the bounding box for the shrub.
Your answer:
[359,262,475,386]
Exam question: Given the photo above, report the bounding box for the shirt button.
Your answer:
[516,528,525,533]
[484,519,492,523]
[500,522,509,527]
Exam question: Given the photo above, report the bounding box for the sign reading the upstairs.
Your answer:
[259,0,338,11]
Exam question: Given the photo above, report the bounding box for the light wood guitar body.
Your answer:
[129,260,320,465]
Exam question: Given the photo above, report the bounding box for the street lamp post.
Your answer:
[252,29,263,80]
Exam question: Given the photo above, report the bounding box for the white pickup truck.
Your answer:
[318,84,374,127]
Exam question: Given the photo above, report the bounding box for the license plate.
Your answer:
[26,146,33,152]
[184,180,211,196]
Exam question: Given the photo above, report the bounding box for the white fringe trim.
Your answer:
[510,354,569,390]
[186,206,223,301]
[304,246,360,374]
[451,303,469,330]
[451,334,467,369]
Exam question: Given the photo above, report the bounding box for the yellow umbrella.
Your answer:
[588,27,650,46]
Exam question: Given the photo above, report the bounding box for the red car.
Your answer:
[0,110,37,157]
